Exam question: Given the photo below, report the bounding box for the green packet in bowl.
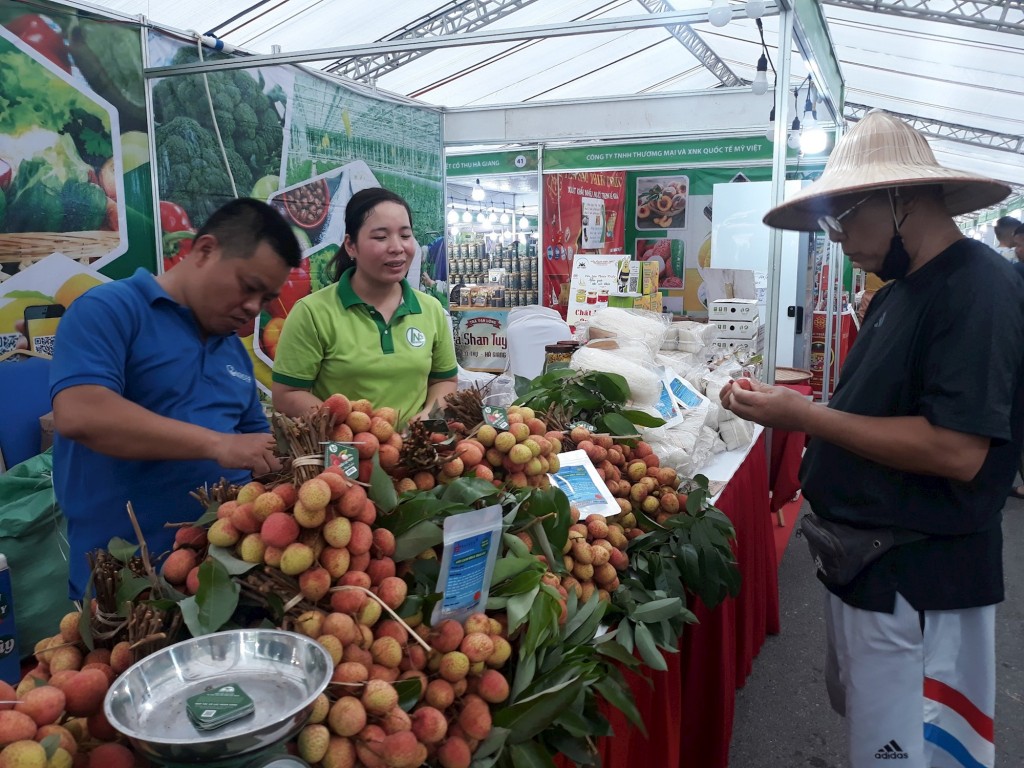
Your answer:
[186,682,256,731]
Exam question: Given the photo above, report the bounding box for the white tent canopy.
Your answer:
[76,0,1024,188]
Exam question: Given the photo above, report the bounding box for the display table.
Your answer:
[557,432,780,767]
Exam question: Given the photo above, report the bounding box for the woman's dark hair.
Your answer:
[328,187,414,282]
[197,198,302,268]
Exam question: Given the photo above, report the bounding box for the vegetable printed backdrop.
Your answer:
[148,37,444,393]
[0,0,444,395]
[541,172,626,314]
[0,1,157,355]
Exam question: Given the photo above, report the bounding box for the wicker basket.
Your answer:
[0,232,121,262]
[774,366,813,384]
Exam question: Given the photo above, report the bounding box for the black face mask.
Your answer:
[873,198,911,281]
[875,232,911,281]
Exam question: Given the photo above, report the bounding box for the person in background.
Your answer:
[1013,223,1024,274]
[721,110,1024,768]
[271,187,457,424]
[994,215,1021,261]
[51,198,300,599]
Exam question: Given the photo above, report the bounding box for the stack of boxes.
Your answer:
[607,261,663,313]
[710,299,764,352]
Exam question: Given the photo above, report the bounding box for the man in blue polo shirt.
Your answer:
[50,198,300,598]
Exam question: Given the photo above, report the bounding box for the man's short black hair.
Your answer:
[1014,223,1024,237]
[995,216,1022,236]
[196,198,302,268]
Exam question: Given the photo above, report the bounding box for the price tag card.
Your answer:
[482,406,510,430]
[432,505,503,625]
[324,442,360,479]
[186,683,255,731]
[665,373,709,410]
[567,420,597,432]
[548,450,620,518]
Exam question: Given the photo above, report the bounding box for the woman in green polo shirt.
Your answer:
[271,188,458,424]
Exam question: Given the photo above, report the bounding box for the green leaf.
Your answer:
[599,412,640,437]
[115,573,151,614]
[78,573,96,651]
[501,532,532,559]
[678,542,700,587]
[107,536,139,563]
[507,742,557,768]
[190,502,221,527]
[496,677,585,743]
[594,636,641,668]
[523,591,559,657]
[633,622,667,671]
[490,569,542,598]
[179,558,239,637]
[394,677,423,712]
[630,596,684,624]
[511,652,536,702]
[439,477,501,506]
[39,734,61,760]
[473,726,511,762]
[686,488,708,515]
[620,408,667,428]
[514,375,534,397]
[506,585,539,635]
[595,668,647,735]
[562,593,606,646]
[368,453,398,513]
[491,554,536,585]
[617,618,635,654]
[208,545,259,576]
[393,520,444,562]
[592,372,630,403]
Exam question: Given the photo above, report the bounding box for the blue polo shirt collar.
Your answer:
[130,268,176,306]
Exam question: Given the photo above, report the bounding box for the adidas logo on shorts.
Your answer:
[874,739,909,759]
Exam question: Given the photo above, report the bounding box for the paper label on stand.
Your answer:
[324,443,360,479]
[666,374,708,410]
[548,450,620,517]
[482,406,510,430]
[581,197,607,250]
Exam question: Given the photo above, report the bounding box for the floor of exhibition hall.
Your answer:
[728,495,1024,766]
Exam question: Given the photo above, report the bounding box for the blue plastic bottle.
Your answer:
[0,554,19,685]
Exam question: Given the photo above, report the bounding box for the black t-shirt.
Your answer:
[800,238,1024,612]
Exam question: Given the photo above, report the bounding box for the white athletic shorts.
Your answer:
[824,591,996,768]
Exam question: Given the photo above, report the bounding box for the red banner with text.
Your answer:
[542,172,626,315]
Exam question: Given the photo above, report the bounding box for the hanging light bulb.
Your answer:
[708,0,732,28]
[787,116,802,150]
[471,179,485,201]
[488,210,497,223]
[499,209,510,225]
[800,126,828,154]
[751,53,768,95]
[449,224,460,237]
[476,212,486,224]
[502,229,512,242]
[745,0,766,19]
[461,210,472,224]
[519,215,530,230]
[765,106,776,142]
[447,207,459,225]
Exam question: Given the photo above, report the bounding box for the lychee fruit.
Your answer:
[438,652,470,683]
[252,492,285,522]
[351,432,380,460]
[322,517,352,548]
[324,393,352,423]
[370,637,403,669]
[436,735,472,768]
[298,478,332,511]
[327,696,366,738]
[380,730,422,768]
[477,669,510,703]
[207,518,240,547]
[261,512,300,548]
[361,679,398,715]
[376,577,407,610]
[297,723,330,764]
[459,633,494,664]
[279,542,316,575]
[299,567,332,602]
[160,548,197,585]
[0,711,40,744]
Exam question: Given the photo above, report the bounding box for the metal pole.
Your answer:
[144,7,778,77]
[764,8,795,385]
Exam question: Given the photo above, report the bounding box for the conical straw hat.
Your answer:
[764,109,1010,231]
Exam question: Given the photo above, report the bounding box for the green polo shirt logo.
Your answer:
[406,327,426,348]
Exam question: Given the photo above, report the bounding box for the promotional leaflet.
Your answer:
[432,505,503,625]
[566,254,629,333]
[548,450,620,518]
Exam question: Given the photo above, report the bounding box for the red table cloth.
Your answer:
[556,434,780,767]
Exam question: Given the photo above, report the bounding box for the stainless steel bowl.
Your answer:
[104,629,333,764]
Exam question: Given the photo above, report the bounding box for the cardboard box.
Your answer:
[710,298,759,321]
[618,261,659,296]
[712,325,764,353]
[608,292,643,308]
[713,318,759,339]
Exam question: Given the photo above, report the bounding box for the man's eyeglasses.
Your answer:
[817,194,874,237]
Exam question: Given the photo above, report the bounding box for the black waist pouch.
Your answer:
[797,512,926,587]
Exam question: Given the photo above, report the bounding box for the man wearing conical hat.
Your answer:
[722,110,1023,768]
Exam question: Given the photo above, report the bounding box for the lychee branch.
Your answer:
[329,585,435,655]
